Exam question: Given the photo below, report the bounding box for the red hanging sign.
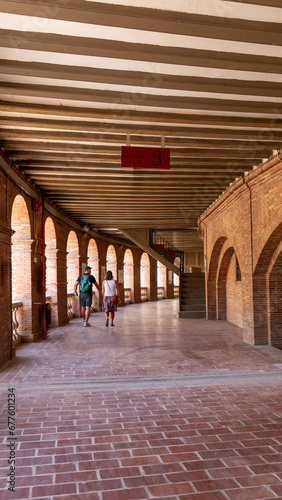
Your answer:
[121,147,170,169]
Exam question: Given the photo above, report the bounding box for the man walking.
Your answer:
[74,266,100,327]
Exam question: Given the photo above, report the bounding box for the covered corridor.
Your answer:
[1,300,282,499]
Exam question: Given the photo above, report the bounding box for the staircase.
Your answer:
[179,273,206,319]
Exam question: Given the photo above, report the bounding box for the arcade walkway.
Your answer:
[1,300,282,500]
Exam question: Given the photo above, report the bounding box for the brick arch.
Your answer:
[207,236,227,319]
[11,194,32,339]
[66,230,80,294]
[140,252,150,300]
[217,247,235,320]
[253,222,282,345]
[87,238,99,279]
[268,248,282,349]
[124,249,134,302]
[11,194,31,241]
[45,217,58,326]
[106,244,117,279]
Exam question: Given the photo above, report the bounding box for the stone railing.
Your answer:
[12,302,22,347]
[124,288,131,304]
[67,293,75,320]
[141,287,148,301]
[174,286,179,298]
[157,287,165,299]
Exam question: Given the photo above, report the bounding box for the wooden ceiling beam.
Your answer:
[1,101,281,127]
[1,59,282,97]
[1,83,281,114]
[1,0,281,45]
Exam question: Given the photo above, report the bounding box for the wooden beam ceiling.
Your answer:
[0,0,281,251]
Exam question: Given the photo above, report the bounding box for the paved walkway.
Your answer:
[1,299,282,499]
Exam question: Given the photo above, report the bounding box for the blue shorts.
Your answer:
[80,292,92,307]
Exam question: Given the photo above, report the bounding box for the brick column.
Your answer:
[133,253,142,303]
[0,223,13,365]
[150,258,158,301]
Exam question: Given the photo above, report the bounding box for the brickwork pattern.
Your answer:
[1,300,282,499]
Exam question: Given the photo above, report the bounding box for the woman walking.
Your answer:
[102,270,120,327]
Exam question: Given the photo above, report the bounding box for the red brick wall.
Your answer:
[199,154,282,345]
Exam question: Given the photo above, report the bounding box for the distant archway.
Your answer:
[217,248,243,327]
[11,195,32,341]
[106,244,117,279]
[67,231,79,294]
[124,249,134,303]
[45,217,58,327]
[207,236,227,319]
[157,261,167,299]
[88,239,99,309]
[140,253,150,301]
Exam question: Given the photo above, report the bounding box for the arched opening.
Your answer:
[45,217,58,327]
[106,244,117,279]
[124,249,134,304]
[269,250,282,349]
[253,222,282,345]
[140,252,150,301]
[157,261,167,299]
[217,248,243,327]
[173,257,180,297]
[66,231,79,294]
[207,236,227,319]
[11,194,32,343]
[87,239,99,309]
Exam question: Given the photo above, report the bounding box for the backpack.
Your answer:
[80,274,91,292]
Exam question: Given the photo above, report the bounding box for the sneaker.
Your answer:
[83,321,87,327]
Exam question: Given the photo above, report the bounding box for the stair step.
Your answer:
[180,304,206,311]
[179,311,206,319]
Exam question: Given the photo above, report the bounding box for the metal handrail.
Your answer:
[149,229,184,272]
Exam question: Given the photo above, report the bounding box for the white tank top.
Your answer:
[104,279,117,297]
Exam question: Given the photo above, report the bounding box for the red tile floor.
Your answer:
[1,299,282,499]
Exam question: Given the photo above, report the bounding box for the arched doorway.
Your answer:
[253,222,282,345]
[11,194,32,344]
[217,248,243,327]
[66,231,80,318]
[157,261,167,299]
[173,257,180,297]
[87,238,99,309]
[269,250,282,348]
[124,249,134,304]
[45,217,58,327]
[106,245,117,279]
[140,252,150,301]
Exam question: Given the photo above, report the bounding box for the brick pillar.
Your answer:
[133,253,142,303]
[150,258,158,301]
[99,256,107,310]
[0,223,13,366]
[117,257,125,307]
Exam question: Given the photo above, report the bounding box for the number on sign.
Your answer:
[152,150,162,167]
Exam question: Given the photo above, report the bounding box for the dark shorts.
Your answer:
[80,292,92,307]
